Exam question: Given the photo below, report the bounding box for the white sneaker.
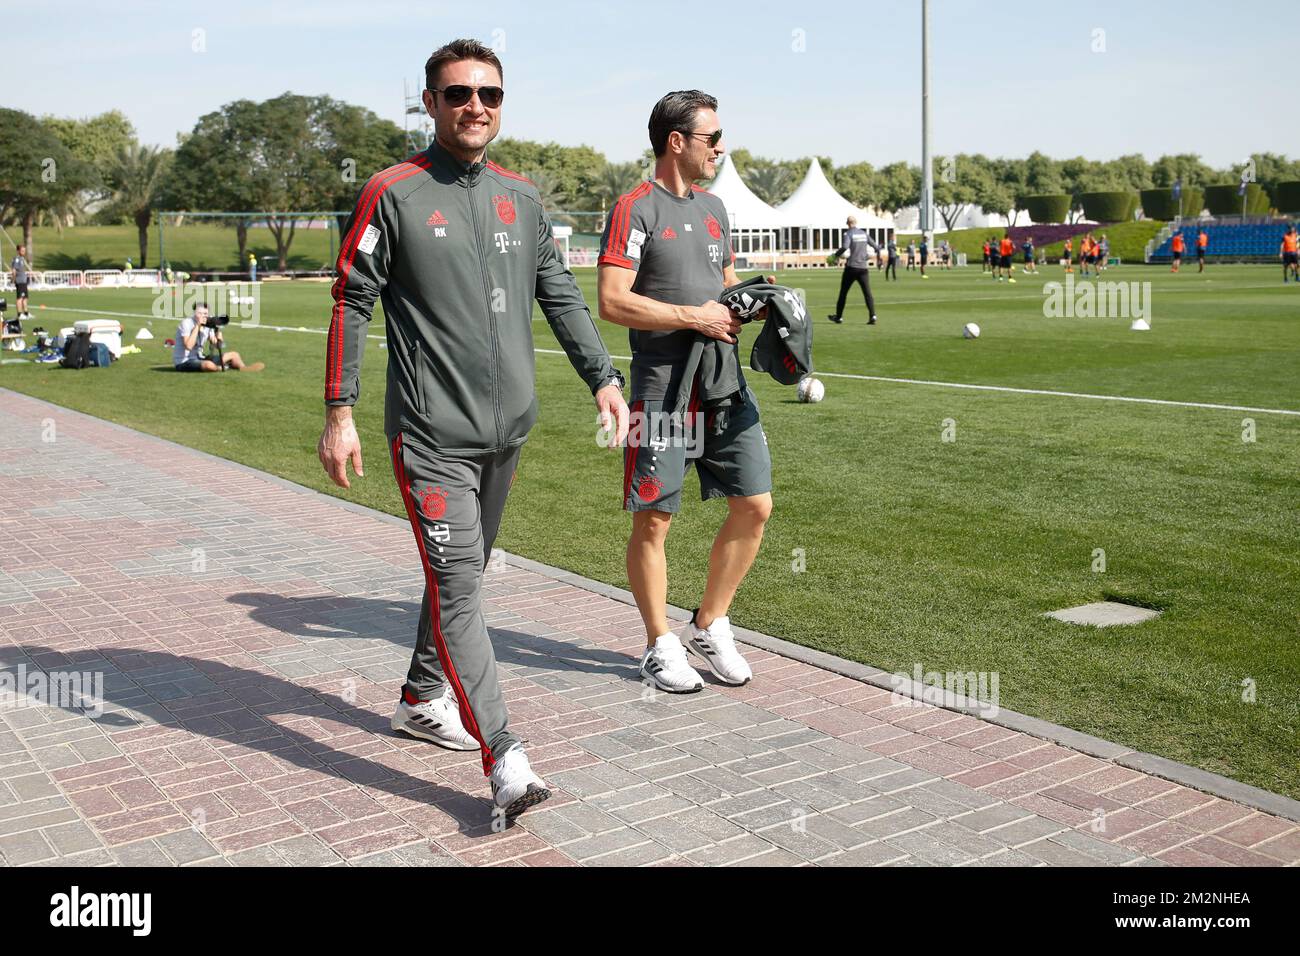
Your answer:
[390,689,478,751]
[686,611,752,686]
[490,745,551,817]
[640,633,704,693]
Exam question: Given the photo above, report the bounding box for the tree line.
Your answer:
[3,96,1297,269]
[731,150,1300,230]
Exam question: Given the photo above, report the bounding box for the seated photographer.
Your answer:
[173,305,263,372]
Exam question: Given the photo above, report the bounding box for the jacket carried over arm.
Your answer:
[670,277,814,430]
[325,141,620,456]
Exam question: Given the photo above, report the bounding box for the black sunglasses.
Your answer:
[430,85,504,108]
[681,128,723,148]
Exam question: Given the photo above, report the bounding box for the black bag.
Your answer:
[61,331,91,369]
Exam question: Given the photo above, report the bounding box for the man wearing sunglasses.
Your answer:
[598,90,773,695]
[319,38,628,820]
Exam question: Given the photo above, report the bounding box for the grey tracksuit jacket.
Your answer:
[324,141,620,776]
[835,228,882,269]
[325,140,619,452]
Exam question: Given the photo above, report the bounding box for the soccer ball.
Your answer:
[962,322,981,339]
[797,376,825,403]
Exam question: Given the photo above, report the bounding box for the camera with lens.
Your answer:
[199,313,230,328]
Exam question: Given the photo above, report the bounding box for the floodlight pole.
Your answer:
[920,0,934,247]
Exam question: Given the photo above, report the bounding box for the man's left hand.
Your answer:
[595,383,629,448]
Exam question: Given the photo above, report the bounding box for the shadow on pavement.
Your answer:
[226,591,639,679]
[15,642,506,838]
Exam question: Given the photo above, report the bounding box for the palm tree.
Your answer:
[745,165,790,205]
[525,170,566,221]
[595,162,643,230]
[107,144,173,269]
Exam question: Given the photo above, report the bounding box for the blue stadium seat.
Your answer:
[1150,222,1295,261]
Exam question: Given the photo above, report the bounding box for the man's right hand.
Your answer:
[692,301,742,343]
[319,406,364,489]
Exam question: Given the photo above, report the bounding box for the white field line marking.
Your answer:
[37,305,1300,417]
[811,282,1299,308]
[534,349,1300,417]
[36,305,389,340]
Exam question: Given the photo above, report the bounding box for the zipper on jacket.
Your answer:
[467,171,505,452]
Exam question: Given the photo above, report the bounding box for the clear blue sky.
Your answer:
[8,0,1294,168]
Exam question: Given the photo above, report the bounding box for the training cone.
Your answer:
[135,327,154,340]
[1130,319,1151,331]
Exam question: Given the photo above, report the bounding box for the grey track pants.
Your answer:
[389,433,521,775]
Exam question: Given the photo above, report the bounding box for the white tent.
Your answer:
[892,204,1041,233]
[777,160,892,254]
[706,155,787,268]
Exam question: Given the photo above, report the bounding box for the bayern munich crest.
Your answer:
[493,195,516,224]
[637,476,664,503]
[418,485,448,520]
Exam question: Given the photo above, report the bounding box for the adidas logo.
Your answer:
[661,227,677,239]
[427,211,449,226]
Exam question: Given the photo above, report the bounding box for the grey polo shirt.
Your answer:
[599,181,735,400]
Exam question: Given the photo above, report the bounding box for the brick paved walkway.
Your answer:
[2,390,1298,867]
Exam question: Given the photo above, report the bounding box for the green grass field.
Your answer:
[3,263,1298,798]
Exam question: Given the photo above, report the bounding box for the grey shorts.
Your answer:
[175,358,211,372]
[623,385,772,513]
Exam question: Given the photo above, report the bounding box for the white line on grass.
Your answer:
[34,305,389,340]
[800,281,1299,309]
[33,304,1300,418]
[535,349,1300,417]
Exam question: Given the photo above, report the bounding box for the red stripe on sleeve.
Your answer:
[599,182,651,269]
[486,160,534,186]
[326,154,432,400]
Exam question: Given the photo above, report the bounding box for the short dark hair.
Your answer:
[425,38,503,92]
[648,90,718,157]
